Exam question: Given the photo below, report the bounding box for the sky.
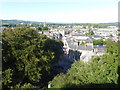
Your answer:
[0,0,119,23]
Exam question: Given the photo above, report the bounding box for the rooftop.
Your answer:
[67,39,93,51]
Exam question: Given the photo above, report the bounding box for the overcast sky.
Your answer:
[0,0,119,23]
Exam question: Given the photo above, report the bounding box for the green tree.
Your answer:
[42,27,48,31]
[85,30,94,36]
[90,31,94,35]
[50,40,119,88]
[2,27,63,88]
[81,41,85,46]
[37,27,42,31]
[93,39,104,46]
[110,34,113,37]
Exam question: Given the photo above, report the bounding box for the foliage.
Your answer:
[93,39,105,46]
[43,39,63,63]
[118,33,120,36]
[81,41,85,46]
[2,69,13,85]
[76,30,80,32]
[105,39,119,55]
[20,83,36,88]
[85,29,94,36]
[37,27,42,31]
[90,31,94,35]
[42,27,48,31]
[50,40,119,88]
[49,73,77,88]
[109,34,113,37]
[2,27,63,88]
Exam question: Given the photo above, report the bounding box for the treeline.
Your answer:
[2,27,63,88]
[2,20,117,29]
[2,23,49,31]
[49,39,120,88]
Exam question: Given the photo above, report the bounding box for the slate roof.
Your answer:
[67,39,93,51]
[93,46,106,53]
[93,35,102,38]
[84,38,93,43]
[78,45,92,51]
[93,46,105,48]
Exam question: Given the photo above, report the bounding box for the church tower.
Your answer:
[43,21,46,27]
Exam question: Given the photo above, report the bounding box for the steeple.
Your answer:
[43,21,46,27]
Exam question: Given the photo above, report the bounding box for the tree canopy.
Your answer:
[42,27,49,31]
[2,27,63,88]
[49,40,119,88]
[85,29,94,36]
[93,39,106,46]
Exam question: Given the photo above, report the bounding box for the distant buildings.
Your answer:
[94,28,118,37]
[38,24,118,62]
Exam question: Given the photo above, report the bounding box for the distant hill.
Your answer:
[1,19,118,25]
[1,19,42,24]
